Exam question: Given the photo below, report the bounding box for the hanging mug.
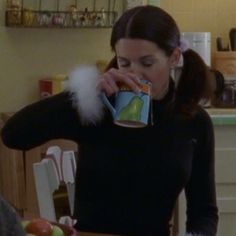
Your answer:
[101,80,152,128]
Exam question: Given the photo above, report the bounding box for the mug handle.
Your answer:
[100,92,116,118]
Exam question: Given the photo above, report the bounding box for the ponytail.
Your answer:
[174,49,210,115]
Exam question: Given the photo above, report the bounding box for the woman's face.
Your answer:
[115,38,180,99]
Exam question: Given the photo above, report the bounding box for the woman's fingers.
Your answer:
[123,72,142,86]
[97,68,142,96]
[97,72,119,96]
[105,73,120,93]
[108,69,141,92]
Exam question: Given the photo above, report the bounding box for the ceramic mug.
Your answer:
[101,80,152,128]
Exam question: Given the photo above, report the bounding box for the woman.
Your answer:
[1,6,218,236]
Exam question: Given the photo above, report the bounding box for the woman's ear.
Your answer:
[169,47,182,67]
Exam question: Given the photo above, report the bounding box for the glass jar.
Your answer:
[220,80,236,107]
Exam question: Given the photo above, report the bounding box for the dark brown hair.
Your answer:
[106,5,210,115]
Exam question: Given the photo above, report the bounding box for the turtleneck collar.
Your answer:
[151,78,175,124]
[153,78,175,105]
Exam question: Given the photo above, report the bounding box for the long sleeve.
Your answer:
[1,92,81,150]
[185,111,218,235]
[1,65,104,151]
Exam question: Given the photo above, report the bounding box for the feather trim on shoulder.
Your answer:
[66,64,104,125]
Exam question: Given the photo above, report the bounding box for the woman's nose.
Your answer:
[128,63,143,76]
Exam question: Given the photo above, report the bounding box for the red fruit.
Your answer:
[25,218,53,236]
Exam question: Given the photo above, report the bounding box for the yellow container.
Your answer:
[52,74,68,94]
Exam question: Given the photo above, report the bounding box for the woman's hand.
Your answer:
[97,68,142,96]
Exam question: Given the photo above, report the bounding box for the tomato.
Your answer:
[25,218,53,236]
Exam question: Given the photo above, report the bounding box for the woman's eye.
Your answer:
[141,59,156,67]
[120,63,130,67]
[118,60,130,67]
[142,62,153,67]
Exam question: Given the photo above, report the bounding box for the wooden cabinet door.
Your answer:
[177,125,236,235]
[215,125,236,236]
[0,138,25,216]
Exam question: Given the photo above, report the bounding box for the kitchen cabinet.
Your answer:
[0,131,25,216]
[214,122,236,235]
[177,109,236,236]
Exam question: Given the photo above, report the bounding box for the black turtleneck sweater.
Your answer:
[1,80,218,236]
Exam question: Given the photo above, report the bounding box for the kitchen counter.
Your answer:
[206,108,236,125]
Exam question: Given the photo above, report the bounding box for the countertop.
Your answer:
[206,108,236,125]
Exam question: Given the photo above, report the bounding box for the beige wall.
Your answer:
[161,0,236,52]
[0,0,235,113]
[0,1,115,113]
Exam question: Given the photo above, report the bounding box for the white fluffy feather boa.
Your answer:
[66,65,105,125]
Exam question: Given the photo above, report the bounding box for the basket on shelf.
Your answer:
[5,0,118,28]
